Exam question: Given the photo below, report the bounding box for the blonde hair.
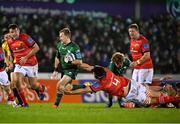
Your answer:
[111,52,125,64]
[128,23,139,31]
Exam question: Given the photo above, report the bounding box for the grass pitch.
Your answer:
[0,103,180,123]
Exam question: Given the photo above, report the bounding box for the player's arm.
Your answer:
[130,51,150,67]
[79,63,94,72]
[20,43,39,65]
[125,57,131,67]
[135,40,151,65]
[108,62,114,71]
[71,48,82,65]
[54,57,60,70]
[136,52,150,65]
[5,53,14,71]
[51,49,60,79]
[25,43,39,59]
[64,86,93,95]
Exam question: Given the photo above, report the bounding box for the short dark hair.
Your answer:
[59,28,71,38]
[128,23,139,31]
[92,65,106,79]
[8,24,19,30]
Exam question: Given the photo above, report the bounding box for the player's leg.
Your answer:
[27,77,46,100]
[0,71,17,107]
[138,85,180,107]
[10,72,24,106]
[132,69,138,82]
[150,93,180,105]
[14,65,29,107]
[138,69,153,86]
[14,72,29,107]
[3,84,17,107]
[106,93,113,108]
[53,75,72,108]
[25,64,46,100]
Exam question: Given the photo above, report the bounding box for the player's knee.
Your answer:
[64,84,73,91]
[57,85,65,92]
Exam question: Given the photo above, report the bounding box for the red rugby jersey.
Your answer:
[90,68,130,97]
[130,35,153,69]
[7,33,37,66]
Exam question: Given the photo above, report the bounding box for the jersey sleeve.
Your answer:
[74,45,82,60]
[108,62,114,72]
[55,49,60,58]
[22,34,35,47]
[141,38,150,53]
[55,42,61,58]
[89,81,102,92]
[124,57,131,67]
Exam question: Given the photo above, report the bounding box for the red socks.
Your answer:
[19,89,28,106]
[8,93,15,101]
[156,93,180,104]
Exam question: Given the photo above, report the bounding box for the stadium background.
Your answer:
[0,0,179,103]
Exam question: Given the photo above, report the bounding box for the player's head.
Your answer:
[128,23,139,40]
[92,65,106,80]
[8,24,20,40]
[59,28,71,43]
[112,52,124,68]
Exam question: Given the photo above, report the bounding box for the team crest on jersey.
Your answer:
[134,44,140,49]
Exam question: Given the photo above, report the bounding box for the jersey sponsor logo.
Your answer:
[75,50,82,59]
[27,37,34,44]
[143,44,149,49]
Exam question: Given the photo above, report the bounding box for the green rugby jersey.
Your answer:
[108,57,131,75]
[56,41,82,70]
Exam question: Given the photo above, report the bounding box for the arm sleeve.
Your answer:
[142,39,150,53]
[89,86,102,92]
[89,81,102,92]
[74,47,82,60]
[108,62,114,71]
[55,49,60,58]
[23,34,35,47]
[124,57,131,67]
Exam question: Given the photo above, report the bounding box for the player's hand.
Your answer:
[64,90,73,95]
[130,61,138,68]
[64,53,75,63]
[50,71,58,79]
[124,102,135,108]
[20,56,28,65]
[5,62,14,72]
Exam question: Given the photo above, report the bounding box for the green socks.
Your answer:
[72,84,86,90]
[54,93,63,106]
[54,84,85,106]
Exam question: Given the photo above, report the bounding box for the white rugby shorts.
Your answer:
[0,70,10,86]
[14,64,38,77]
[125,79,148,105]
[132,68,153,84]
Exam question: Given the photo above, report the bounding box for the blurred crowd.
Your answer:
[0,12,179,74]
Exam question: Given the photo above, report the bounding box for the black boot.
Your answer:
[106,94,113,108]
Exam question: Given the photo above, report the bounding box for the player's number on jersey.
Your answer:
[112,78,120,86]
